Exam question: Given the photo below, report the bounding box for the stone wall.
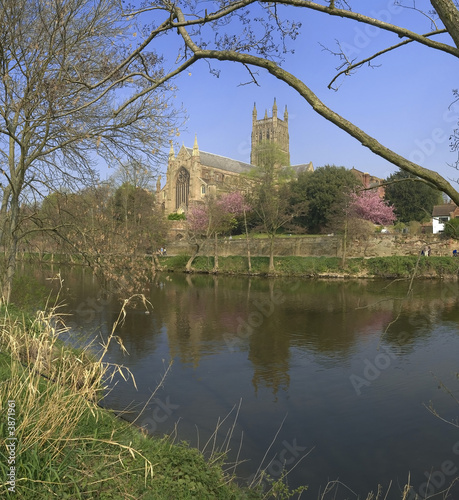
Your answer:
[347,234,455,257]
[165,234,458,258]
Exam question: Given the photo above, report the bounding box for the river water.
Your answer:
[25,265,459,499]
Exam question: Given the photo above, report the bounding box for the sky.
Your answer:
[113,1,459,189]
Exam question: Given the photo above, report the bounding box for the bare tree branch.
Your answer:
[327,29,448,90]
[121,0,459,205]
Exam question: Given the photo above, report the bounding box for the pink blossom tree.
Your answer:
[186,205,209,235]
[218,191,250,215]
[349,190,396,226]
[186,191,250,272]
[333,189,396,266]
[329,189,396,267]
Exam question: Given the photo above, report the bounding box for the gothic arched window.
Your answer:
[175,167,190,209]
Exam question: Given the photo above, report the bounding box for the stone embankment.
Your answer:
[165,234,457,258]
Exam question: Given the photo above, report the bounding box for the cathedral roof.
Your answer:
[185,148,254,174]
[291,162,314,174]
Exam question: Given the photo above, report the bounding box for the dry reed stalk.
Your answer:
[0,291,157,486]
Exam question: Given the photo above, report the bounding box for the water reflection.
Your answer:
[23,265,459,499]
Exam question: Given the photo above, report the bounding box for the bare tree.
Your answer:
[25,184,168,295]
[0,0,180,303]
[110,160,157,191]
[124,0,459,200]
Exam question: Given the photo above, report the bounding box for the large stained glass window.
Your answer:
[175,167,190,210]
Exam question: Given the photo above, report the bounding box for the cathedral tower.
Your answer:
[250,98,290,166]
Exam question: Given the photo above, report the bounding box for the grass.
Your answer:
[230,234,316,240]
[365,256,459,278]
[159,254,459,279]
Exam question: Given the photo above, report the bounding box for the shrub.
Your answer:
[167,212,186,220]
[442,217,459,239]
[393,222,406,233]
[408,221,422,235]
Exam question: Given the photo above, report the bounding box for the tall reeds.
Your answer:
[0,295,156,497]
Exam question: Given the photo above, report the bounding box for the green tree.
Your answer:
[384,170,443,223]
[248,142,301,272]
[113,183,139,224]
[442,217,459,240]
[291,165,360,233]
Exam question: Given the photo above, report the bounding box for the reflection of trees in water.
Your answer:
[163,275,254,367]
[382,281,459,351]
[28,266,459,396]
[248,330,291,397]
[162,277,393,394]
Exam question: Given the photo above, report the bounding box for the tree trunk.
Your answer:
[268,234,275,273]
[153,254,161,270]
[2,243,17,305]
[213,232,219,273]
[186,242,200,272]
[243,209,252,273]
[1,197,20,305]
[151,255,156,276]
[341,218,348,267]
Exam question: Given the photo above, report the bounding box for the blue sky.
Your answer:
[120,1,459,187]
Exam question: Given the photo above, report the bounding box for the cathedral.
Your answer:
[160,99,314,214]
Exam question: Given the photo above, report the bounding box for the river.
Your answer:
[23,265,459,499]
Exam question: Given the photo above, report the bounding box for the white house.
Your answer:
[432,202,459,234]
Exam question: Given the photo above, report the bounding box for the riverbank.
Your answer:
[0,306,278,499]
[17,252,459,280]
[160,255,459,279]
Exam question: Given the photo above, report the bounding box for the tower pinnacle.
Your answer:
[273,97,278,117]
[192,134,199,156]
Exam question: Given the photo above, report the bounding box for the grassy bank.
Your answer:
[160,255,459,279]
[0,305,283,499]
[18,251,459,280]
